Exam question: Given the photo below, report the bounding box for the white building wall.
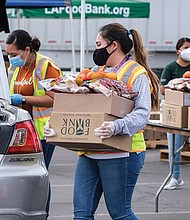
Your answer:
[1,0,190,70]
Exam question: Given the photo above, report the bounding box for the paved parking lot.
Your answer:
[48,146,190,220]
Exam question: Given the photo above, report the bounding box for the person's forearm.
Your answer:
[23,94,54,107]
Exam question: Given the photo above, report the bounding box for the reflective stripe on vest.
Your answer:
[33,107,52,119]
[33,53,62,139]
[116,60,147,152]
[35,57,47,91]
[117,60,139,83]
[127,67,153,93]
[9,66,19,95]
[8,66,16,91]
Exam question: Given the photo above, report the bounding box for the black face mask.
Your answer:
[93,42,114,66]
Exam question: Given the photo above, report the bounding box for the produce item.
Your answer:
[96,70,107,79]
[183,71,190,78]
[105,72,117,80]
[86,71,99,80]
[86,70,107,80]
[76,68,117,85]
[80,68,91,76]
[76,74,85,86]
[75,68,91,85]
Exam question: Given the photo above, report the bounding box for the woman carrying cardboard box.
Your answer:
[45,22,159,220]
[160,37,190,190]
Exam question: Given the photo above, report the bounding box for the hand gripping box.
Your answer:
[47,94,134,152]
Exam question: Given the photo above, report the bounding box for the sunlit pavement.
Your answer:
[48,146,190,220]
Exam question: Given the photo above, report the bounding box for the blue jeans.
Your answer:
[41,140,55,219]
[167,133,184,179]
[73,152,145,220]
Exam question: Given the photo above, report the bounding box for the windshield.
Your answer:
[0,46,10,102]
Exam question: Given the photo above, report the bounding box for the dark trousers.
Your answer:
[41,140,55,219]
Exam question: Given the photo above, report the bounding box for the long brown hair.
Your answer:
[130,28,159,111]
[99,23,159,111]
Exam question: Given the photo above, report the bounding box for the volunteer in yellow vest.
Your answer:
[44,23,159,220]
[75,23,159,220]
[5,29,62,220]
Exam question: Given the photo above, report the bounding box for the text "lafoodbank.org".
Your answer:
[65,4,130,17]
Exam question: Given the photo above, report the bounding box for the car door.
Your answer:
[0,46,10,102]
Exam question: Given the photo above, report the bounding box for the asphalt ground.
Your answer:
[48,146,190,220]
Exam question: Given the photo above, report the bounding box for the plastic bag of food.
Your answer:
[39,75,78,93]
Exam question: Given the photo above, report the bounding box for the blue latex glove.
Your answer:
[11,94,23,106]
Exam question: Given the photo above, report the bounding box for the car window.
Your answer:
[0,46,10,102]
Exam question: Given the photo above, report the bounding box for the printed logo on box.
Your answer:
[166,109,177,123]
[61,117,91,136]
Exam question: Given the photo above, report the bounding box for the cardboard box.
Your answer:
[165,89,190,106]
[47,112,131,152]
[53,93,134,118]
[162,102,188,128]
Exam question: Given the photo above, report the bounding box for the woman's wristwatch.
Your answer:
[22,96,26,104]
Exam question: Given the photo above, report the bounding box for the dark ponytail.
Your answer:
[6,29,41,52]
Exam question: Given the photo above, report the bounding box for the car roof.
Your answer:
[0,46,10,102]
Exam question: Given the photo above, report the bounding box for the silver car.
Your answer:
[0,49,49,219]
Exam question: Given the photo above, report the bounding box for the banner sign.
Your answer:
[6,0,71,8]
[7,0,150,19]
